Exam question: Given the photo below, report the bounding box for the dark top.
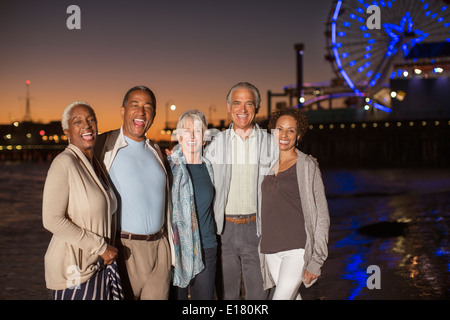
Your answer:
[187,163,217,249]
[260,163,306,254]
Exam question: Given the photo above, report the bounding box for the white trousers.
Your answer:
[265,248,305,300]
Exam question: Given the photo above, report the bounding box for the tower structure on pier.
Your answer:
[23,80,32,122]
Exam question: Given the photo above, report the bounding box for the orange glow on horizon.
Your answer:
[0,2,334,141]
[0,83,233,141]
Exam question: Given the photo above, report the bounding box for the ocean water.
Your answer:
[0,162,449,300]
[0,162,52,300]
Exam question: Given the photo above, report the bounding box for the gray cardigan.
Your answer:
[260,149,330,290]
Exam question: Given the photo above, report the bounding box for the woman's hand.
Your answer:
[100,244,118,265]
[303,269,319,285]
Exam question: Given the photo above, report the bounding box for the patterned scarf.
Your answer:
[168,149,204,287]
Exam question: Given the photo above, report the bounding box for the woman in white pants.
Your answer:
[260,108,330,300]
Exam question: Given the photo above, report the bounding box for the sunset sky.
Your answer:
[0,0,335,140]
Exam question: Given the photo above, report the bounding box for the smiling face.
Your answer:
[274,115,301,152]
[64,104,98,159]
[121,89,156,141]
[178,117,204,161]
[227,88,257,134]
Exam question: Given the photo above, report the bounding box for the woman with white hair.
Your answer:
[168,109,218,300]
[42,101,123,300]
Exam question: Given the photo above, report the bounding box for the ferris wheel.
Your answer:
[328,0,450,112]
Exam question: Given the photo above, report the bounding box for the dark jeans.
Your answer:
[218,217,268,300]
[176,246,217,300]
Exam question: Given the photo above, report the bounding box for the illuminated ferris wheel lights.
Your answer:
[402,46,410,56]
[373,103,392,113]
[328,0,448,112]
[332,0,342,21]
[340,69,355,89]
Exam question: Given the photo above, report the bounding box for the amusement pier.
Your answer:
[1,0,449,168]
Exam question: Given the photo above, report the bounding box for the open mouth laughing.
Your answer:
[81,132,94,142]
[133,118,145,127]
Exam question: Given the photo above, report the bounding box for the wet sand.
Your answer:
[302,169,450,300]
[0,162,52,300]
[0,162,449,300]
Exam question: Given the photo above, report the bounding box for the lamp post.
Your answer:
[294,43,304,108]
[165,102,176,130]
[208,105,216,126]
[167,104,176,141]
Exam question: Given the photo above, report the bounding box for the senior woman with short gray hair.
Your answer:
[42,101,123,300]
[168,109,218,300]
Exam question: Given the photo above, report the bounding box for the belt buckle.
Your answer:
[146,229,163,241]
[238,216,249,224]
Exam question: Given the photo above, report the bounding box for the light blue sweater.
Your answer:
[109,135,166,235]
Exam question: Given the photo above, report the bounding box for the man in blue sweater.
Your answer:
[94,86,174,300]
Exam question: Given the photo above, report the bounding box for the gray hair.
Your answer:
[226,82,261,112]
[61,101,94,131]
[176,109,208,133]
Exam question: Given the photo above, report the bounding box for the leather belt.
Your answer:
[225,215,256,224]
[120,229,164,242]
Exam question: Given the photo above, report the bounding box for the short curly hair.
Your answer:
[268,108,308,142]
[61,101,94,131]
